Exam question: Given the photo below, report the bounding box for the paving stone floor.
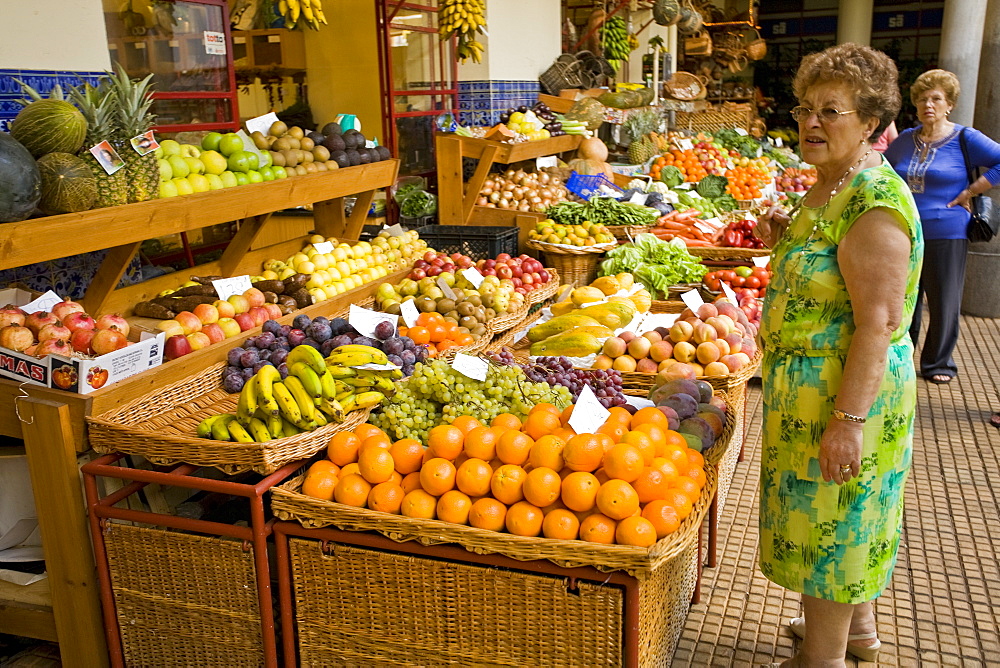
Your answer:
[673,314,1000,667]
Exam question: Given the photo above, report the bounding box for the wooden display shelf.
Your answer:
[0,577,56,642]
[436,133,582,227]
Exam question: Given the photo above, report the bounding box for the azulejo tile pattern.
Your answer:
[0,68,105,131]
[0,250,144,300]
[457,80,541,127]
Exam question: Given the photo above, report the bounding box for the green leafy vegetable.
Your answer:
[696,175,729,199]
[659,165,684,187]
[712,194,739,212]
[598,233,707,299]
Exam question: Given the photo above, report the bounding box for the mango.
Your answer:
[529,332,604,357]
[527,314,602,342]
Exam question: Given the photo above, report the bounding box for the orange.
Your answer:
[662,489,693,519]
[606,406,633,425]
[367,482,404,514]
[563,434,606,472]
[463,426,499,460]
[621,431,656,465]
[671,476,702,504]
[522,467,562,508]
[415,311,443,326]
[559,404,575,426]
[529,402,561,417]
[491,413,522,431]
[427,424,465,460]
[523,410,561,440]
[386,470,403,486]
[615,516,657,547]
[630,407,670,430]
[651,457,680,484]
[596,419,628,443]
[455,458,493,497]
[451,415,483,435]
[663,444,690,472]
[595,479,640,520]
[359,433,391,453]
[436,490,473,525]
[401,471,422,494]
[407,326,430,345]
[594,467,611,484]
[579,513,618,544]
[419,458,457,496]
[551,426,576,442]
[389,439,426,475]
[400,489,437,519]
[354,423,388,442]
[686,448,705,470]
[505,501,544,537]
[427,322,448,343]
[542,508,580,540]
[495,430,534,466]
[684,466,707,490]
[469,497,507,531]
[358,447,394,484]
[333,473,371,507]
[490,464,527,505]
[632,467,671,503]
[327,431,361,466]
[661,429,689,449]
[642,500,682,538]
[302,460,340,501]
[339,462,360,478]
[528,434,566,471]
[602,444,644,483]
[634,423,668,457]
[560,471,600,512]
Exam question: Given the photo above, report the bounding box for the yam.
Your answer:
[132,301,176,319]
[252,279,286,294]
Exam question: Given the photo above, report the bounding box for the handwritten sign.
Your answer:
[245,112,280,137]
[349,304,398,338]
[568,385,611,435]
[212,276,253,300]
[752,255,771,268]
[436,277,456,300]
[452,353,488,381]
[400,299,420,327]
[313,241,334,254]
[20,291,62,314]
[461,267,484,289]
[680,288,706,311]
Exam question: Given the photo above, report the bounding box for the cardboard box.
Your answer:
[0,289,164,395]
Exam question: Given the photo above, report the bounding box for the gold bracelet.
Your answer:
[832,408,867,424]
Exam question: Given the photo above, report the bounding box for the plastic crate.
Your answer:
[566,171,624,201]
[414,224,519,260]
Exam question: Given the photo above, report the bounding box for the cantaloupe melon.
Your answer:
[10,100,87,158]
[37,152,97,215]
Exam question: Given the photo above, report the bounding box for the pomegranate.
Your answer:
[0,305,26,328]
[24,311,59,336]
[69,328,96,354]
[33,338,72,359]
[91,328,128,355]
[63,311,96,333]
[0,325,35,352]
[51,300,86,321]
[95,313,130,338]
[37,322,71,343]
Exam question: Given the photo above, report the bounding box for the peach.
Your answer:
[626,336,651,359]
[714,300,741,321]
[696,303,719,320]
[720,354,744,373]
[657,358,677,372]
[713,339,730,357]
[733,352,752,366]
[192,303,220,325]
[649,340,674,363]
[723,332,743,353]
[214,299,236,319]
[217,318,242,339]
[174,311,202,334]
[612,355,637,372]
[642,330,662,344]
[688,362,705,377]
[156,319,185,337]
[602,336,627,358]
[703,361,730,377]
[618,330,637,344]
[696,341,721,365]
[185,331,212,351]
[227,294,250,314]
[635,358,658,374]
[705,316,729,337]
[658,363,696,382]
[692,323,718,345]
[678,308,696,321]
[669,320,694,343]
[201,323,225,344]
[593,354,614,370]
[673,341,696,363]
[243,287,266,308]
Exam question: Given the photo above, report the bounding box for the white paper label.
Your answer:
[20,290,62,314]
[213,275,254,300]
[204,31,227,55]
[436,277,456,300]
[680,288,706,311]
[536,156,558,169]
[752,255,771,268]
[624,395,655,410]
[245,112,281,137]
[774,137,783,147]
[735,127,749,136]
[628,192,648,205]
[679,138,694,151]
[400,299,420,327]
[236,129,266,162]
[354,362,401,371]
[452,352,488,381]
[384,224,406,237]
[461,267,484,288]
[349,304,398,338]
[693,220,715,235]
[638,312,679,331]
[267,35,281,43]
[721,282,738,303]
[616,311,645,335]
[312,241,334,254]
[568,385,611,435]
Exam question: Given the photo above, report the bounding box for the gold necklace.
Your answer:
[790,147,873,248]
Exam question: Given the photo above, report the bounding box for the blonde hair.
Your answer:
[793,43,901,143]
[910,69,960,106]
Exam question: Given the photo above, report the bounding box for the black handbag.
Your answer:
[959,128,999,243]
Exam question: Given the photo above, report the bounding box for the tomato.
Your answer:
[732,276,746,288]
[744,276,761,289]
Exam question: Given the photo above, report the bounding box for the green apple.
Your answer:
[227,151,251,173]
[172,177,194,196]
[187,173,210,192]
[153,146,163,159]
[247,170,264,183]
[158,180,179,198]
[219,171,239,188]
[272,166,288,179]
[246,151,260,171]
[183,156,205,175]
[199,150,227,175]
[218,133,244,157]
[160,139,182,157]
[257,150,272,168]
[234,172,250,186]
[259,166,275,181]
[157,158,172,181]
[179,144,201,158]
[167,155,190,179]
[201,132,223,152]
[204,173,225,190]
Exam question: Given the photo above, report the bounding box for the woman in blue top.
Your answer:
[885,69,1000,383]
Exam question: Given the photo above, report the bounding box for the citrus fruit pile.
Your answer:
[301,404,707,547]
[398,312,478,358]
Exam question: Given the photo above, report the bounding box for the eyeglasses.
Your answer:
[790,106,858,123]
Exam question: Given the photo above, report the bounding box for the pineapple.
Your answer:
[107,64,158,203]
[69,81,129,208]
[623,109,663,165]
[628,135,657,165]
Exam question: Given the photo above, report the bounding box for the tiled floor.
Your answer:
[674,314,1000,667]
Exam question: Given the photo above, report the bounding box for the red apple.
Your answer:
[0,324,34,351]
[193,303,220,325]
[263,303,282,320]
[217,318,242,338]
[426,266,441,277]
[34,338,72,358]
[227,294,250,314]
[185,331,212,351]
[496,253,511,262]
[174,311,203,334]
[24,311,59,336]
[410,268,427,280]
[422,250,437,262]
[92,328,128,355]
[63,311,96,333]
[450,252,464,263]
[163,334,193,361]
[0,305,26,328]
[37,322,71,342]
[481,268,496,276]
[496,265,512,279]
[70,328,96,354]
[51,300,85,321]
[233,312,256,332]
[248,306,268,327]
[243,287,266,308]
[95,313,130,337]
[200,323,225,344]
[538,269,550,283]
[213,299,236,319]
[522,273,534,285]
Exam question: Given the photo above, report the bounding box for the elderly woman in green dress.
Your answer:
[754,44,923,667]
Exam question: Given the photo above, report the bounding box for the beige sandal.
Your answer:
[788,616,881,662]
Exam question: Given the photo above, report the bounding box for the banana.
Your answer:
[272,380,302,425]
[279,0,288,18]
[228,420,255,443]
[319,370,338,400]
[211,414,236,441]
[335,389,354,403]
[325,365,358,380]
[254,408,284,440]
[283,375,317,423]
[290,362,323,399]
[301,0,314,22]
[287,345,326,376]
[325,348,388,367]
[197,414,229,439]
[341,391,384,414]
[237,376,259,426]
[256,364,281,406]
[280,417,301,437]
[340,375,377,389]
[332,379,353,396]
[371,375,397,396]
[248,417,272,442]
[311,409,328,427]
[288,0,300,23]
[317,396,345,422]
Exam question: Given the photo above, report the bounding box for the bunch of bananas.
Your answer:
[324,344,402,413]
[601,16,631,69]
[278,0,327,31]
[439,0,486,64]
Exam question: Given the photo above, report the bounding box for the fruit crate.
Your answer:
[413,224,519,260]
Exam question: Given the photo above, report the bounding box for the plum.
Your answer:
[374,320,395,340]
[262,320,282,336]
[222,372,245,394]
[306,321,333,343]
[329,317,350,335]
[663,393,698,420]
[257,332,276,349]
[320,339,337,356]
[227,347,246,366]
[239,349,260,368]
[330,334,354,348]
[270,348,289,366]
[287,329,307,346]
[293,314,312,331]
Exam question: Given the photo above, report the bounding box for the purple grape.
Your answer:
[279,324,292,337]
[222,373,245,393]
[270,348,289,366]
[262,320,282,336]
[258,349,272,361]
[227,347,246,366]
[257,332,276,348]
[374,320,395,341]
[330,334,354,348]
[288,329,307,346]
[293,314,312,331]
[320,339,337,356]
[241,367,255,380]
[306,322,333,343]
[239,349,260,368]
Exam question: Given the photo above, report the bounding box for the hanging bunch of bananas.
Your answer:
[439,0,487,64]
[278,0,327,31]
[601,16,631,70]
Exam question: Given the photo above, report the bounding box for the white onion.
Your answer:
[539,172,551,185]
[489,191,501,203]
[476,196,488,206]
[484,179,496,190]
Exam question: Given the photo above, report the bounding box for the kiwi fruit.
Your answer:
[384,302,402,315]
[417,297,437,313]
[459,315,477,330]
[273,137,292,152]
[436,298,456,313]
[466,295,482,307]
[287,137,301,150]
[281,149,298,166]
[288,126,305,139]
[295,165,308,176]
[301,150,314,164]
[269,151,286,167]
[300,137,315,151]
[457,302,474,317]
[314,161,328,171]
[325,160,339,170]
[484,308,496,320]
[251,131,269,149]
[269,121,288,136]
[312,145,330,162]
[471,324,487,338]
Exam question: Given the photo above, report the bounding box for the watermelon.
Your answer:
[36,153,97,215]
[10,100,88,158]
[0,133,41,222]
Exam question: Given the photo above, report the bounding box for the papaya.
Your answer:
[590,275,621,296]
[629,289,652,313]
[549,299,577,317]
[577,301,638,329]
[551,325,615,339]
[530,332,605,357]
[570,286,606,307]
[527,314,602,342]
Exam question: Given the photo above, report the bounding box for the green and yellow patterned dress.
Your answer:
[758,160,923,604]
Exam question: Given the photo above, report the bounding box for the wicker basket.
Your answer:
[86,362,372,475]
[525,239,611,287]
[606,224,652,243]
[438,319,497,362]
[685,245,771,260]
[708,381,746,516]
[664,71,707,101]
[745,28,767,60]
[619,348,762,395]
[673,106,753,133]
[525,267,560,306]
[104,523,265,667]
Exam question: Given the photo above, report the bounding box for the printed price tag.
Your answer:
[628,192,648,205]
[536,156,558,169]
[452,353,488,381]
[245,112,280,137]
[680,288,705,311]
[20,290,62,314]
[312,241,334,254]
[400,299,420,327]
[721,282,738,303]
[212,276,253,300]
[461,267,484,289]
[349,305,398,338]
[752,255,771,268]
[384,223,406,237]
[569,385,611,435]
[203,30,227,55]
[436,277,457,300]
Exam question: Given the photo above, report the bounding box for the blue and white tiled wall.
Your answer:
[1,68,144,298]
[457,80,541,127]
